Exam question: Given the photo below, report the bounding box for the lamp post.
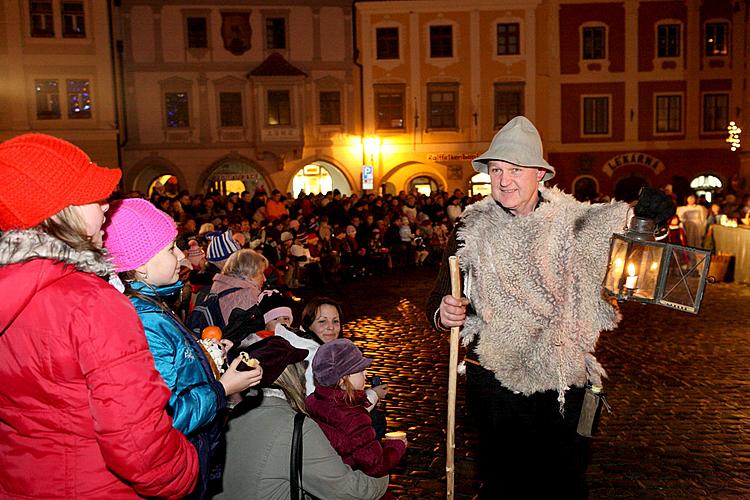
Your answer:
[603,216,712,314]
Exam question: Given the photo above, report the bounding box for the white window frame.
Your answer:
[426,20,458,66]
[581,94,611,138]
[655,21,682,59]
[580,22,608,61]
[653,92,684,135]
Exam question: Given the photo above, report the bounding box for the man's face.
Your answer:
[240,220,250,232]
[488,160,544,216]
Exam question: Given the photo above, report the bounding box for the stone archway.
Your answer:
[202,155,270,195]
[381,162,448,194]
[130,155,185,196]
[614,175,649,202]
[572,175,600,202]
[289,160,352,196]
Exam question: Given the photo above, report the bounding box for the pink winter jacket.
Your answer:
[210,273,261,326]
[306,385,405,477]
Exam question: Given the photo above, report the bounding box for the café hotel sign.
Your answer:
[603,152,665,176]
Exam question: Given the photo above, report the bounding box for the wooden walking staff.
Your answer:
[446,255,461,499]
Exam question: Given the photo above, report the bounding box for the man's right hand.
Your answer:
[439,295,470,329]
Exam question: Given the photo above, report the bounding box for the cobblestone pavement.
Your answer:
[297,268,750,499]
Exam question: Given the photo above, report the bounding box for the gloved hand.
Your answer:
[633,187,676,226]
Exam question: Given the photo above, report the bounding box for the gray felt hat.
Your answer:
[472,116,555,182]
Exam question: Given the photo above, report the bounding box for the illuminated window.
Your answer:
[409,176,438,196]
[165,92,190,128]
[267,90,291,126]
[470,172,491,197]
[293,165,332,196]
[705,22,729,56]
[67,79,92,119]
[62,1,85,38]
[35,79,60,119]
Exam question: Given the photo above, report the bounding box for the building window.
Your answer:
[67,79,92,119]
[655,95,681,133]
[494,83,524,129]
[165,92,190,128]
[62,1,85,38]
[703,93,729,132]
[35,79,60,119]
[30,1,54,37]
[427,84,458,129]
[583,96,609,135]
[497,23,520,55]
[219,92,243,127]
[705,22,729,56]
[186,17,208,48]
[319,91,341,125]
[267,90,291,126]
[376,27,399,60]
[582,26,606,60]
[374,85,405,129]
[266,17,286,49]
[430,25,453,58]
[657,24,680,57]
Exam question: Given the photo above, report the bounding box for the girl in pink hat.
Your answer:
[104,197,263,499]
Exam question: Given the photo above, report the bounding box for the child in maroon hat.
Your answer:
[306,339,406,478]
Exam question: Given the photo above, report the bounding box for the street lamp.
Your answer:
[602,216,712,314]
[362,136,381,165]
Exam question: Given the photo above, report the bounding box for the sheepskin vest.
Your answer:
[457,187,629,401]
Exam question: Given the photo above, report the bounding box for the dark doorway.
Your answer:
[614,176,649,202]
[573,177,598,201]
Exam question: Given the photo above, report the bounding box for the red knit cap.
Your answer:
[0,134,121,230]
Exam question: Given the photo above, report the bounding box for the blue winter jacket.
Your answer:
[129,281,227,435]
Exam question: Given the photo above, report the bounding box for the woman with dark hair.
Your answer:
[220,336,388,500]
[0,134,198,498]
[299,296,343,344]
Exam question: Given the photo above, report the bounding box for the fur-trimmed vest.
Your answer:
[457,187,629,401]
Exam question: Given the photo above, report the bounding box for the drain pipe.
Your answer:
[352,1,367,170]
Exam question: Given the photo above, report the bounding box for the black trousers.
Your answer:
[465,363,591,499]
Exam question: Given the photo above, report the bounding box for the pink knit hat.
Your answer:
[103,198,177,272]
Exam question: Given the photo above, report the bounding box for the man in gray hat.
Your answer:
[426,116,668,497]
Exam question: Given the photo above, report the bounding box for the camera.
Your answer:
[369,375,383,387]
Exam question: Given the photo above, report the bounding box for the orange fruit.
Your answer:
[201,325,223,341]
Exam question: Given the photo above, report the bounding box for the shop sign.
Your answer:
[428,153,480,162]
[603,153,664,177]
[213,173,259,181]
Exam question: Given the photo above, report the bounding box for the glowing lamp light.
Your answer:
[603,216,711,314]
[727,121,741,151]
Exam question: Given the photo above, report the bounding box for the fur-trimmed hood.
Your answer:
[457,187,629,400]
[0,229,112,334]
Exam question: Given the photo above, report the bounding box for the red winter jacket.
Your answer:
[0,252,198,498]
[305,385,405,477]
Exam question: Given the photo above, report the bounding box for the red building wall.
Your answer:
[638,80,687,141]
[637,1,687,72]
[699,79,732,140]
[560,82,625,143]
[559,2,625,74]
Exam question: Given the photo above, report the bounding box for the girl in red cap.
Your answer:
[0,134,198,498]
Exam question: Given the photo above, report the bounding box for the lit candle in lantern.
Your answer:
[624,263,638,289]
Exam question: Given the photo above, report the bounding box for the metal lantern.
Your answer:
[603,217,711,314]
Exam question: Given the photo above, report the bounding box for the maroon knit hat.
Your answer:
[312,338,371,387]
[0,134,121,230]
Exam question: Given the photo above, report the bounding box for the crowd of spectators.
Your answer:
[118,184,481,289]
